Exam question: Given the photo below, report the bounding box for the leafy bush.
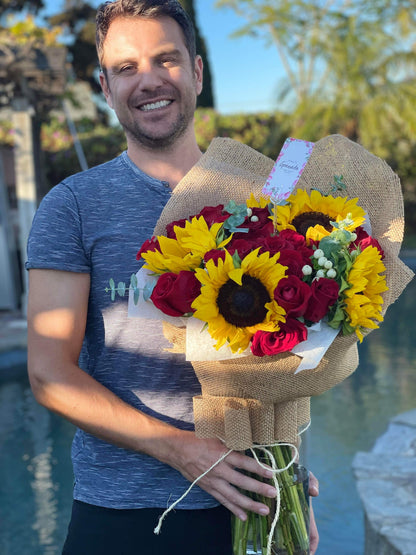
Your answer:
[42,119,126,186]
[2,110,415,234]
[194,108,289,159]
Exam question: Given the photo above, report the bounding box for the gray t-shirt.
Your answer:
[26,152,217,510]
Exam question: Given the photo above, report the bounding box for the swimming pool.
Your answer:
[1,261,415,554]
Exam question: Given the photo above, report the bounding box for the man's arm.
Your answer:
[27,268,279,521]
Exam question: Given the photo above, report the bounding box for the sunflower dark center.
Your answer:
[216,274,270,327]
[291,211,332,237]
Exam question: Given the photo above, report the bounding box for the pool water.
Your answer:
[1,265,415,554]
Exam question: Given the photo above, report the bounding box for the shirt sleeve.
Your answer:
[25,182,90,273]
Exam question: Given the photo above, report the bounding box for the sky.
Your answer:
[39,0,286,115]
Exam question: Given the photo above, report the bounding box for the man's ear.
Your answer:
[99,70,114,109]
[194,55,203,96]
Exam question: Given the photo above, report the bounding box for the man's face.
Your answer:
[100,16,203,150]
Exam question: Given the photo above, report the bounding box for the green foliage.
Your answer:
[194,108,289,158]
[105,274,154,305]
[0,0,43,17]
[48,2,100,94]
[312,175,347,197]
[2,107,414,234]
[0,14,63,46]
[40,117,126,187]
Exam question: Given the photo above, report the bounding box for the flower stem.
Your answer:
[232,445,310,555]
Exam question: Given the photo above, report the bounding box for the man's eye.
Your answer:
[118,65,135,73]
[161,57,179,66]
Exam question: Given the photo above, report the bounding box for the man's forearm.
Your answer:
[29,359,187,465]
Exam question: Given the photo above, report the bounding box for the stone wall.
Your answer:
[352,409,416,555]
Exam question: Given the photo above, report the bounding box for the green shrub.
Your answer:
[2,111,415,234]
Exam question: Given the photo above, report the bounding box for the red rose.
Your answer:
[227,238,256,259]
[203,249,226,264]
[277,249,310,278]
[166,218,188,239]
[251,319,308,357]
[195,204,228,226]
[150,271,201,317]
[136,236,160,260]
[243,207,271,231]
[274,276,312,318]
[304,278,339,322]
[353,226,384,259]
[276,229,308,249]
[232,207,274,241]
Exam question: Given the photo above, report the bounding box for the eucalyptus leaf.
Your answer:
[117,282,126,297]
[143,280,156,302]
[109,278,116,301]
[224,212,247,231]
[132,288,139,305]
[224,200,239,213]
[130,273,138,289]
[227,226,249,234]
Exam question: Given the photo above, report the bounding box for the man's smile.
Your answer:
[139,99,173,111]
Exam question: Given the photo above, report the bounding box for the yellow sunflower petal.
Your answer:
[246,193,270,209]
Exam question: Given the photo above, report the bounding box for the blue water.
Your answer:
[0,263,415,554]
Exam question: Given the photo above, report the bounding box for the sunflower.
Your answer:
[192,249,287,353]
[141,234,201,274]
[246,193,270,209]
[142,216,231,274]
[344,245,388,341]
[273,189,366,243]
[174,216,231,257]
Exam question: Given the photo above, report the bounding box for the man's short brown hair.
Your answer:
[96,0,196,68]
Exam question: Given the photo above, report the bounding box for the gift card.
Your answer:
[262,137,315,202]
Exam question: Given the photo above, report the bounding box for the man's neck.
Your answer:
[126,133,202,190]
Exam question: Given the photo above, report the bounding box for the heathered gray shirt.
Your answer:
[26,151,217,510]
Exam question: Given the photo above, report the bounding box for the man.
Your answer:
[26,1,318,553]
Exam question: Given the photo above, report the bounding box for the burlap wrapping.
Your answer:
[154,134,414,451]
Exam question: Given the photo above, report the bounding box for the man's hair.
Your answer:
[96,0,196,68]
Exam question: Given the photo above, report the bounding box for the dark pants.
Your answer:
[62,500,233,554]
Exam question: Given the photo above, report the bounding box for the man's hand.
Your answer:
[166,434,320,551]
[309,471,320,554]
[164,433,278,521]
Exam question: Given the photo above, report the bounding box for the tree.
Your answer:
[179,0,215,108]
[0,15,66,109]
[215,1,416,113]
[48,1,99,94]
[0,0,44,18]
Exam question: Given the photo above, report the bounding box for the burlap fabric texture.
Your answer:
[153,134,414,451]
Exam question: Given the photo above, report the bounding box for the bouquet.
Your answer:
[108,135,414,555]
[133,185,387,356]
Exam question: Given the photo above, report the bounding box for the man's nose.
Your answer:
[138,62,164,89]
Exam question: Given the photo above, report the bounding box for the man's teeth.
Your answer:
[140,100,171,111]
